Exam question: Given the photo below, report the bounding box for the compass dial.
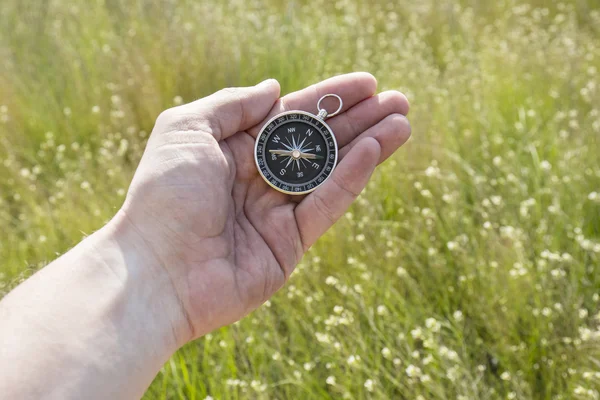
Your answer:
[254,111,338,195]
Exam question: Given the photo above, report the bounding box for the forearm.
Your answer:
[0,213,187,399]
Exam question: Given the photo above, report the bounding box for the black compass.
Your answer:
[254,94,342,195]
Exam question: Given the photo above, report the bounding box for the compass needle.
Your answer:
[270,149,293,156]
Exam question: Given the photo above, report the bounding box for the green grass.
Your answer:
[1,0,600,398]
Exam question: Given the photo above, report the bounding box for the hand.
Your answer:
[118,73,411,344]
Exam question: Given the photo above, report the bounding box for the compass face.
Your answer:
[254,111,338,195]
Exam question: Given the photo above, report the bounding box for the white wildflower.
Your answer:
[405,364,422,378]
[381,347,392,359]
[453,310,464,321]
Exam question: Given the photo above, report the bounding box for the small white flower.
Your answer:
[377,305,388,316]
[347,355,361,366]
[446,366,460,382]
[425,165,440,177]
[364,379,375,392]
[542,307,552,317]
[325,276,338,286]
[326,376,336,385]
[540,160,552,171]
[491,196,503,206]
[381,347,392,359]
[410,327,422,339]
[425,317,441,332]
[405,364,422,378]
[500,371,511,381]
[453,310,464,321]
[315,332,331,344]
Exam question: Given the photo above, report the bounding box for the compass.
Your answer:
[254,94,342,195]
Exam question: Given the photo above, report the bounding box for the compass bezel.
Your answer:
[254,110,338,195]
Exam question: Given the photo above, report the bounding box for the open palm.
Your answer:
[121,73,410,342]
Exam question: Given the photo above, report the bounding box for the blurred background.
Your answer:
[1,0,599,398]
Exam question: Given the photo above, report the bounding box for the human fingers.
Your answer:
[247,72,378,138]
[155,79,281,140]
[294,137,381,251]
[326,90,409,147]
[338,113,411,165]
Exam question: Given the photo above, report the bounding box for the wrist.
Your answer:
[0,210,190,399]
[99,208,194,349]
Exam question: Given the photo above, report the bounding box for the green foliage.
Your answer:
[1,0,600,398]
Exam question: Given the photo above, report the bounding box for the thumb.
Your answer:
[180,79,281,141]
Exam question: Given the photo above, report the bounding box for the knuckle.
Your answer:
[343,112,360,137]
[312,192,337,224]
[217,87,244,104]
[220,86,240,95]
[156,107,179,127]
[156,107,177,122]
[332,173,361,198]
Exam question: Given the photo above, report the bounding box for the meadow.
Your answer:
[1,0,600,398]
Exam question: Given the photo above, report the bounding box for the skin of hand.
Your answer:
[0,73,410,399]
[121,72,411,343]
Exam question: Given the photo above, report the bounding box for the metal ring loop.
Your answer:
[317,94,343,118]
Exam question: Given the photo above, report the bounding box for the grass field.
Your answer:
[1,0,600,398]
